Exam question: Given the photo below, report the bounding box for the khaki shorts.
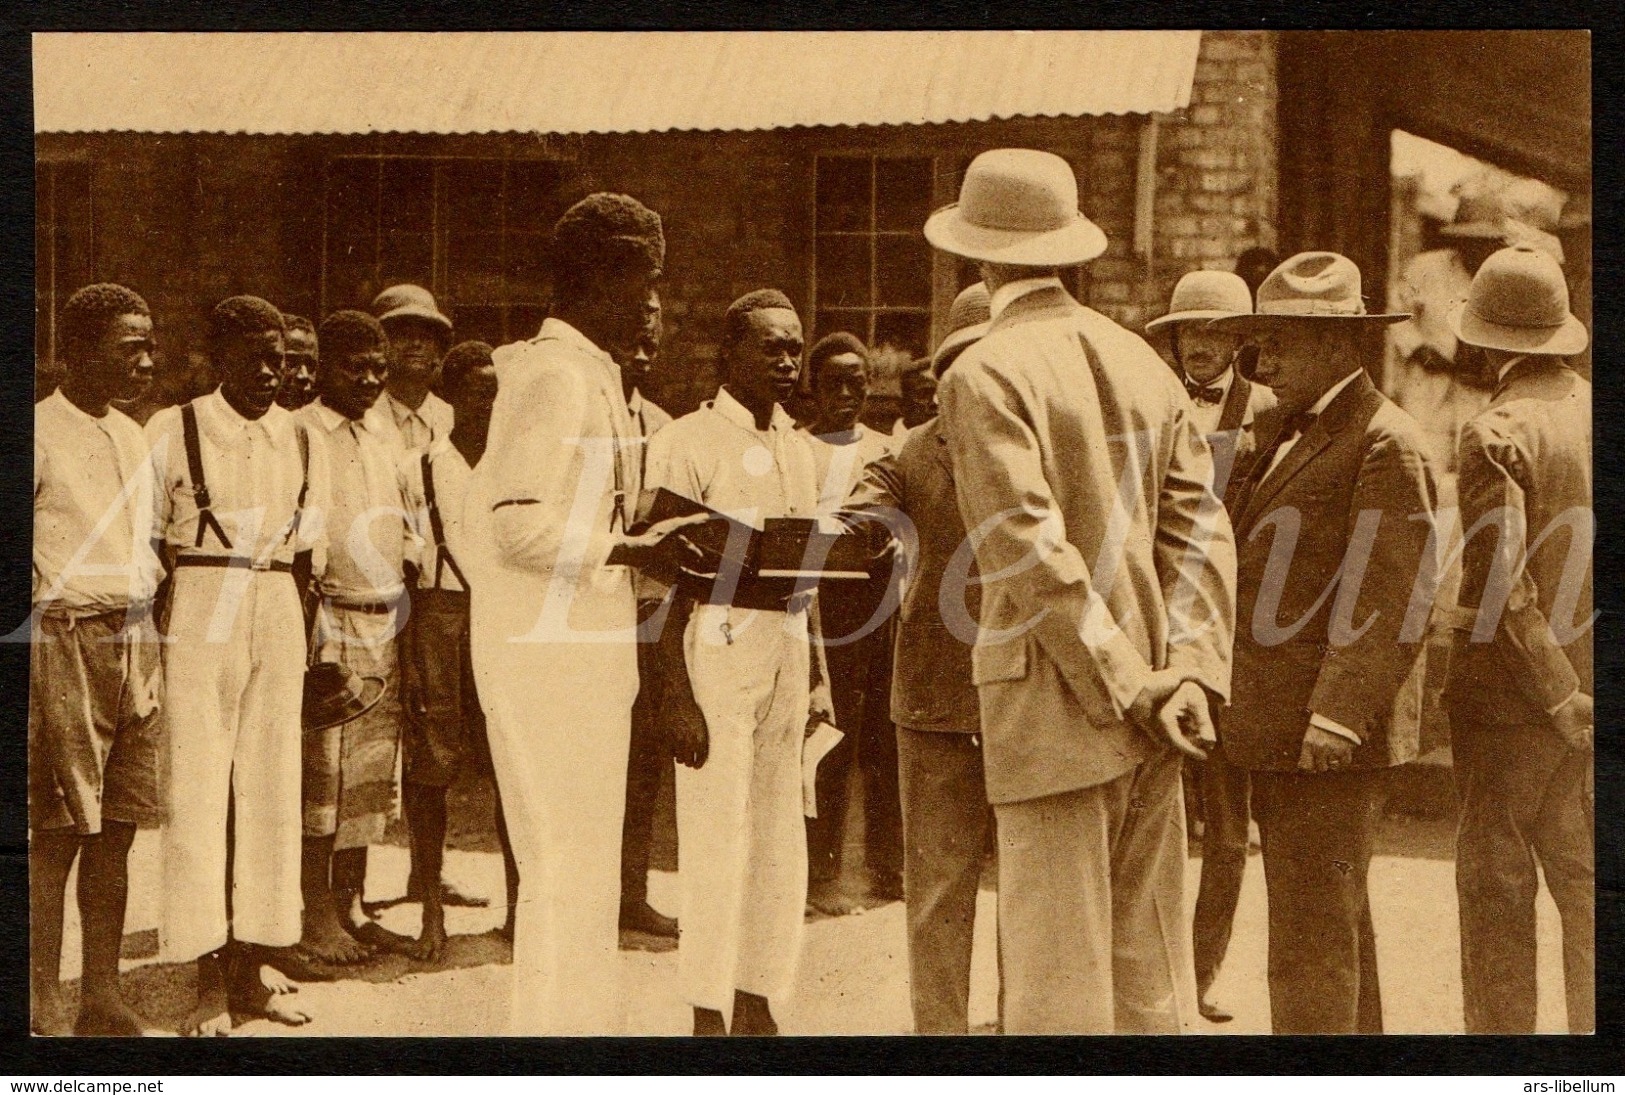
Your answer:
[29,607,164,834]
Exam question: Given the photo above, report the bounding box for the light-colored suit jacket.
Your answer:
[938,286,1237,804]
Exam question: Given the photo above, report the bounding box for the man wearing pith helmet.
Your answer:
[1445,244,1593,1034]
[924,148,1237,1033]
[1146,266,1274,1024]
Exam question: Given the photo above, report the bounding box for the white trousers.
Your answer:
[677,604,810,1014]
[160,568,305,962]
[472,570,638,1035]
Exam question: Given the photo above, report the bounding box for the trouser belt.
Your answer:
[174,555,294,573]
[322,594,403,615]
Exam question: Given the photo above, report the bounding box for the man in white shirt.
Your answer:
[30,284,165,1036]
[369,284,455,456]
[149,296,328,1034]
[398,340,517,961]
[295,310,418,965]
[463,193,701,1035]
[644,289,835,1035]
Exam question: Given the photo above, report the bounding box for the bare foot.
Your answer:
[259,994,312,1026]
[228,965,311,1028]
[348,919,415,955]
[405,910,448,964]
[259,965,298,995]
[180,1005,232,1038]
[300,900,373,965]
[75,991,155,1036]
[806,884,862,919]
[31,986,73,1036]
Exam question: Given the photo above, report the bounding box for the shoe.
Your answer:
[619,901,678,939]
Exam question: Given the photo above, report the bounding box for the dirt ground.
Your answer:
[49,791,1573,1037]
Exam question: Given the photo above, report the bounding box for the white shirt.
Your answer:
[804,423,897,513]
[148,389,329,571]
[33,391,163,610]
[644,387,820,531]
[298,399,416,603]
[1261,368,1363,482]
[989,276,1066,319]
[403,440,474,592]
[1187,366,1236,438]
[367,389,454,457]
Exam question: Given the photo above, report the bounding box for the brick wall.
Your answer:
[1082,30,1279,334]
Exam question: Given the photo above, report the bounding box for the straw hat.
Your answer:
[371,284,453,334]
[1146,270,1254,334]
[931,282,992,376]
[1448,245,1588,356]
[924,149,1108,267]
[1209,252,1408,331]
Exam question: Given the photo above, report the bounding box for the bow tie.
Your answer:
[1185,380,1225,406]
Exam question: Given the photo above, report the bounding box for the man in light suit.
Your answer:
[1445,245,1593,1033]
[463,193,701,1035]
[925,149,1237,1034]
[1147,268,1275,1023]
[1212,251,1440,1034]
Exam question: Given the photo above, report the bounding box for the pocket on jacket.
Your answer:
[971,635,1029,685]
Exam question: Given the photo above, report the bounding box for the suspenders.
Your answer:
[421,451,470,592]
[178,400,308,560]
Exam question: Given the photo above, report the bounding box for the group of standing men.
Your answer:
[30,145,1591,1037]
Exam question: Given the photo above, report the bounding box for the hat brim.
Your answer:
[1145,309,1248,335]
[1449,302,1589,356]
[924,204,1108,267]
[303,672,388,733]
[1208,310,1410,331]
[932,321,991,376]
[379,307,454,334]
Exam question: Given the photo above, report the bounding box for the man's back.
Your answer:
[1449,358,1592,727]
[938,285,1235,803]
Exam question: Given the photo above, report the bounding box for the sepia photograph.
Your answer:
[24,28,1593,1040]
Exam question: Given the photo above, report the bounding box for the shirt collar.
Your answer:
[309,397,370,435]
[538,316,618,369]
[989,276,1066,319]
[45,387,108,426]
[709,386,794,434]
[627,388,648,419]
[1308,369,1362,417]
[1188,366,1234,397]
[202,387,294,447]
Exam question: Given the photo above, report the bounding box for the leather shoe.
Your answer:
[1198,990,1234,1023]
[620,901,679,938]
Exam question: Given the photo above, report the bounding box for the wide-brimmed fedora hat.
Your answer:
[924,149,1108,267]
[1449,244,1588,357]
[303,660,388,733]
[931,282,992,376]
[1210,252,1408,331]
[1146,269,1254,334]
[371,283,453,334]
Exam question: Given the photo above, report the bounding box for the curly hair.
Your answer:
[207,295,284,358]
[720,289,797,357]
[59,283,149,363]
[439,341,495,399]
[805,331,868,390]
[317,310,387,363]
[283,314,317,339]
[551,193,665,303]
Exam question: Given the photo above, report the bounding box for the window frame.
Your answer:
[36,157,96,373]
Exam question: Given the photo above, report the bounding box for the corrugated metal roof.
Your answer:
[34,31,1202,135]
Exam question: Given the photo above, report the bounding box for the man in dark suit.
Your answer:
[1148,269,1275,1023]
[843,282,993,1034]
[925,149,1237,1034]
[1212,251,1440,1034]
[1445,245,1593,1033]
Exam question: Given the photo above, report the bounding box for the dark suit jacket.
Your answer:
[1224,370,1440,772]
[847,418,981,735]
[1208,372,1277,508]
[938,285,1237,803]
[1445,357,1592,731]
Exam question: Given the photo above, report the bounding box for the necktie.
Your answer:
[1185,379,1225,406]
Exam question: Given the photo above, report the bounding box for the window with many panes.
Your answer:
[323,156,566,349]
[813,155,935,359]
[36,160,95,380]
